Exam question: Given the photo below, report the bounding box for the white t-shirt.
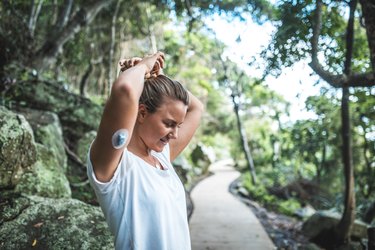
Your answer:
[87,144,191,250]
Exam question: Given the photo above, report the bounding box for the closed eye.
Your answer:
[163,120,182,128]
[164,121,176,128]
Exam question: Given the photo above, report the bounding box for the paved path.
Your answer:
[189,160,275,250]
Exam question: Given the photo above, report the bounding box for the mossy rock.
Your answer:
[17,108,67,171]
[0,195,113,250]
[0,106,37,189]
[191,144,214,174]
[6,80,103,149]
[16,144,71,198]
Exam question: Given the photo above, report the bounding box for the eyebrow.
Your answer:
[163,119,183,125]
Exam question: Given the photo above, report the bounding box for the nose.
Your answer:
[169,127,178,139]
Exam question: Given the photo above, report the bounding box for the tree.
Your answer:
[219,59,257,184]
[260,0,374,246]
[359,0,375,75]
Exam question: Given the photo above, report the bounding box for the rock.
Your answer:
[4,107,73,198]
[237,186,250,197]
[6,80,103,148]
[294,204,316,219]
[0,195,113,250]
[17,108,67,171]
[0,192,30,222]
[173,155,193,185]
[0,106,37,189]
[16,144,71,198]
[302,210,369,240]
[76,130,96,163]
[191,143,215,175]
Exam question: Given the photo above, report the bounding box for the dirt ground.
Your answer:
[239,197,313,249]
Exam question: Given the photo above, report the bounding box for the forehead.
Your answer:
[154,99,187,122]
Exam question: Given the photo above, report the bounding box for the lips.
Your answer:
[160,137,169,145]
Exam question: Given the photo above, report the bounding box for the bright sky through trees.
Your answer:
[205,13,323,121]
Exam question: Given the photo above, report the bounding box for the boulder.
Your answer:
[9,107,72,198]
[0,195,113,250]
[302,210,369,240]
[18,108,67,171]
[173,155,193,185]
[16,144,71,198]
[0,106,71,198]
[191,143,215,175]
[6,80,103,148]
[0,106,37,189]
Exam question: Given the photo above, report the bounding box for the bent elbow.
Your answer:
[112,79,137,100]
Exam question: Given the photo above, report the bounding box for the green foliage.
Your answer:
[261,0,371,76]
[278,199,302,216]
[261,0,314,76]
[2,0,374,225]
[242,172,301,216]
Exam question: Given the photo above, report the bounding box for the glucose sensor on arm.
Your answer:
[111,129,129,149]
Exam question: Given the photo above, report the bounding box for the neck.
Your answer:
[128,128,151,158]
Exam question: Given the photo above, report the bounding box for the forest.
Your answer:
[0,0,374,249]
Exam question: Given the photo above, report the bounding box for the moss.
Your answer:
[0,195,113,249]
[18,108,67,171]
[0,106,37,188]
[0,192,30,222]
[278,199,302,216]
[16,144,71,198]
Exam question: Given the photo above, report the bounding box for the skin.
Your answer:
[90,52,203,182]
[129,98,188,157]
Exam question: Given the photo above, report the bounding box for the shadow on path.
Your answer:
[189,159,275,250]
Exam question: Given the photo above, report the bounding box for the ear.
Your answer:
[137,104,148,123]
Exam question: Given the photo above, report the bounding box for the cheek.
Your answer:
[144,120,167,137]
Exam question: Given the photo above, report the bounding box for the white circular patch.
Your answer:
[111,129,129,149]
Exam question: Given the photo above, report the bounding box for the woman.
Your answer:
[87,52,203,249]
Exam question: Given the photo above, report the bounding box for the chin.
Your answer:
[153,142,166,152]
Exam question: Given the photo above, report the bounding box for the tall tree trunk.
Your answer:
[55,0,73,32]
[359,0,375,76]
[108,0,123,96]
[336,85,356,244]
[80,64,93,97]
[146,5,158,53]
[334,0,357,245]
[32,0,114,71]
[28,0,44,36]
[231,93,257,184]
[364,201,375,224]
[317,136,326,183]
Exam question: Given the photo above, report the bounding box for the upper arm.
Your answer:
[169,92,204,161]
[90,67,146,182]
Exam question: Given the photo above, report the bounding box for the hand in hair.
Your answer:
[119,52,164,78]
[119,57,142,72]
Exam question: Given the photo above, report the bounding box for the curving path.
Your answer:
[189,160,275,250]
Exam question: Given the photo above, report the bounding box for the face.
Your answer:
[138,98,188,152]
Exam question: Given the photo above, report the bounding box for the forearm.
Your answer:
[112,63,149,102]
[169,91,203,160]
[188,91,204,114]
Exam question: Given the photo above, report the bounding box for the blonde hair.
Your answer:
[140,75,189,113]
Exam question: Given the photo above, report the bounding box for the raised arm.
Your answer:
[90,52,164,182]
[169,91,204,161]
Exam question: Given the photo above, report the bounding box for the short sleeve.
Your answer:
[86,143,127,194]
